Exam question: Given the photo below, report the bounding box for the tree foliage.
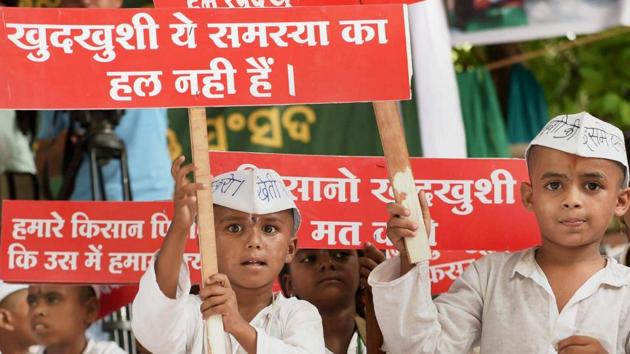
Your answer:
[453,28,630,129]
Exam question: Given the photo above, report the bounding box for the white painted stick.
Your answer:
[372,101,431,263]
[188,108,227,354]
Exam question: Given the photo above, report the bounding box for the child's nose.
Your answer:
[245,230,262,249]
[318,253,336,271]
[31,303,46,317]
[562,186,583,208]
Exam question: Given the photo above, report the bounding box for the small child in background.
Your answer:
[132,158,325,354]
[281,243,385,354]
[0,282,39,354]
[27,285,126,354]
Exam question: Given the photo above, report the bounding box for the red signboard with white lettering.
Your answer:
[0,6,411,109]
[210,151,540,251]
[0,153,539,296]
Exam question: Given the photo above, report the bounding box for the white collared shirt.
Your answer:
[131,257,325,354]
[368,248,630,354]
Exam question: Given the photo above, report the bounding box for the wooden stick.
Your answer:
[188,108,226,354]
[372,101,430,263]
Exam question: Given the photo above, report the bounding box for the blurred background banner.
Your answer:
[445,0,630,46]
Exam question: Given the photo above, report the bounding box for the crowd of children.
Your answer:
[2,112,630,354]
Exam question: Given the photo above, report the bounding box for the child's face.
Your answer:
[0,289,38,347]
[522,146,630,249]
[26,285,97,346]
[285,249,360,310]
[214,206,296,291]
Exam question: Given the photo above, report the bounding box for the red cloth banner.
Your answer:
[0,154,539,294]
[209,151,540,251]
[0,6,411,109]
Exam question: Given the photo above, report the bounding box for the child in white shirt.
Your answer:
[132,158,325,354]
[369,112,630,353]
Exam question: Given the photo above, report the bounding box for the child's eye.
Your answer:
[300,256,315,264]
[545,182,561,191]
[46,295,59,304]
[263,225,278,234]
[332,251,350,260]
[585,182,601,191]
[227,224,242,233]
[26,295,37,307]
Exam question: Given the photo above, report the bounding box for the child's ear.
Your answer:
[614,187,630,217]
[83,297,100,328]
[285,237,297,263]
[0,308,15,331]
[521,182,534,211]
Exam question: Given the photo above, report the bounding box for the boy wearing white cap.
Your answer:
[27,285,126,354]
[369,112,630,353]
[0,282,39,354]
[131,156,325,354]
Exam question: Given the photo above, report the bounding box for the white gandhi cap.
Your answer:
[0,281,28,303]
[211,168,301,235]
[525,112,629,187]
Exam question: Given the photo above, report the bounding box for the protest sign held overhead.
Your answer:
[0,5,411,109]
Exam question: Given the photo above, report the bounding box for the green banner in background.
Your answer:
[168,101,422,161]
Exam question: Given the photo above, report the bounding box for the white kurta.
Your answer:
[131,257,325,354]
[34,340,126,354]
[368,248,630,354]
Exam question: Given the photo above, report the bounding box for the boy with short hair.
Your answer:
[281,243,384,354]
[131,157,325,354]
[369,112,630,353]
[0,282,39,354]
[282,249,365,354]
[27,285,126,354]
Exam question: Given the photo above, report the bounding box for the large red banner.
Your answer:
[0,153,539,293]
[210,151,540,251]
[0,6,411,109]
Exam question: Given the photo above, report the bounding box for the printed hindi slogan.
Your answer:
[0,153,540,292]
[0,201,494,294]
[0,5,411,109]
[210,151,540,251]
[1,201,198,284]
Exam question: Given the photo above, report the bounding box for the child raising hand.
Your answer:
[132,157,325,354]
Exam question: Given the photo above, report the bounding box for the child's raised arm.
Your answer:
[155,156,209,298]
[368,191,484,353]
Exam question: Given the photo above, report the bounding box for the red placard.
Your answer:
[0,201,190,284]
[0,154,540,294]
[209,151,540,251]
[153,0,423,9]
[0,6,411,109]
